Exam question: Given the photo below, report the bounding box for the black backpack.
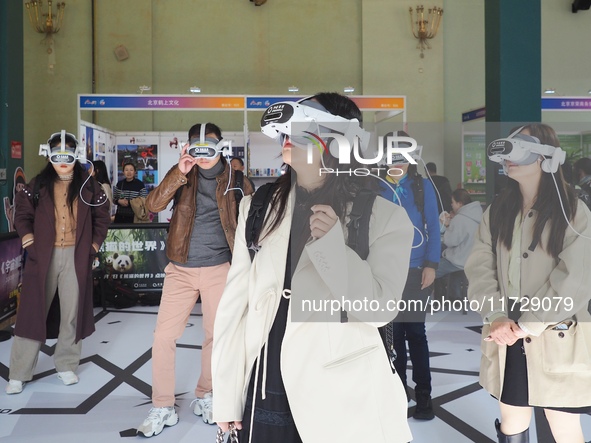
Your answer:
[245,184,396,373]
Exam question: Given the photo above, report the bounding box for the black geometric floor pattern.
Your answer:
[0,309,589,442]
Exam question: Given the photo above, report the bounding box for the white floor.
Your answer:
[0,307,589,443]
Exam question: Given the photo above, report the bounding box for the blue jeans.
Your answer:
[435,257,463,279]
[391,268,432,392]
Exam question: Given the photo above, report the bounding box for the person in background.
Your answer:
[561,160,591,211]
[113,162,147,223]
[5,131,110,395]
[91,160,114,221]
[380,135,441,421]
[230,157,255,190]
[572,157,591,195]
[136,123,254,438]
[436,188,482,278]
[425,161,453,214]
[213,93,413,443]
[465,123,591,443]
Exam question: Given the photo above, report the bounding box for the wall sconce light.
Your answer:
[24,1,66,71]
[189,86,201,94]
[138,85,151,94]
[343,86,355,94]
[409,5,443,58]
[25,1,66,35]
[288,86,299,93]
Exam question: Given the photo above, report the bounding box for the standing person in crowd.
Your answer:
[380,134,441,420]
[5,131,111,395]
[465,123,591,443]
[230,157,255,191]
[436,188,482,278]
[572,157,591,195]
[113,162,147,223]
[212,93,414,443]
[91,159,114,221]
[425,161,453,214]
[136,123,254,438]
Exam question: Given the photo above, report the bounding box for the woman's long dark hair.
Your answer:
[92,159,111,185]
[34,161,89,214]
[490,123,577,259]
[261,92,376,238]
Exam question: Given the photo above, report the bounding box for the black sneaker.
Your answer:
[413,389,434,420]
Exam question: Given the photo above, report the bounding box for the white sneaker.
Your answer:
[191,392,214,424]
[57,371,79,386]
[5,380,24,395]
[136,407,179,437]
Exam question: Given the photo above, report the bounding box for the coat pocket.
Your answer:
[323,345,378,369]
[542,321,591,373]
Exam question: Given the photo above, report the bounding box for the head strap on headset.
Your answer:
[259,98,371,156]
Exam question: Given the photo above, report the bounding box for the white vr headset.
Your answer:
[487,129,566,174]
[187,123,231,160]
[39,130,86,165]
[260,98,371,157]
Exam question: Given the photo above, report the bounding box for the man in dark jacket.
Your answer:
[137,123,254,438]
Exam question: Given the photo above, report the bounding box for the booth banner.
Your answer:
[80,95,245,110]
[462,107,486,122]
[542,97,591,111]
[245,96,406,111]
[247,96,304,109]
[0,235,23,324]
[96,226,168,292]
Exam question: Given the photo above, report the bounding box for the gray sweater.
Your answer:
[176,160,231,268]
[442,201,483,268]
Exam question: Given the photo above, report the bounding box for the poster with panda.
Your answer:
[95,226,168,293]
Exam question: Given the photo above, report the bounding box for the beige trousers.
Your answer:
[9,247,82,381]
[151,261,230,407]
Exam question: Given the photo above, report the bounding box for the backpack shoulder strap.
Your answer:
[342,189,377,324]
[412,174,426,228]
[233,170,245,209]
[346,189,377,260]
[245,182,277,262]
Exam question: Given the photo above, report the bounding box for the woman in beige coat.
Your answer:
[465,123,591,443]
[212,93,414,443]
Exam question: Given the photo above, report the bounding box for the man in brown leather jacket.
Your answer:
[136,123,254,438]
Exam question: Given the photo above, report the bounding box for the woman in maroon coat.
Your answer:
[5,131,111,395]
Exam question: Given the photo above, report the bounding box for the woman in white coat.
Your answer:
[212,93,414,443]
[465,124,591,443]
